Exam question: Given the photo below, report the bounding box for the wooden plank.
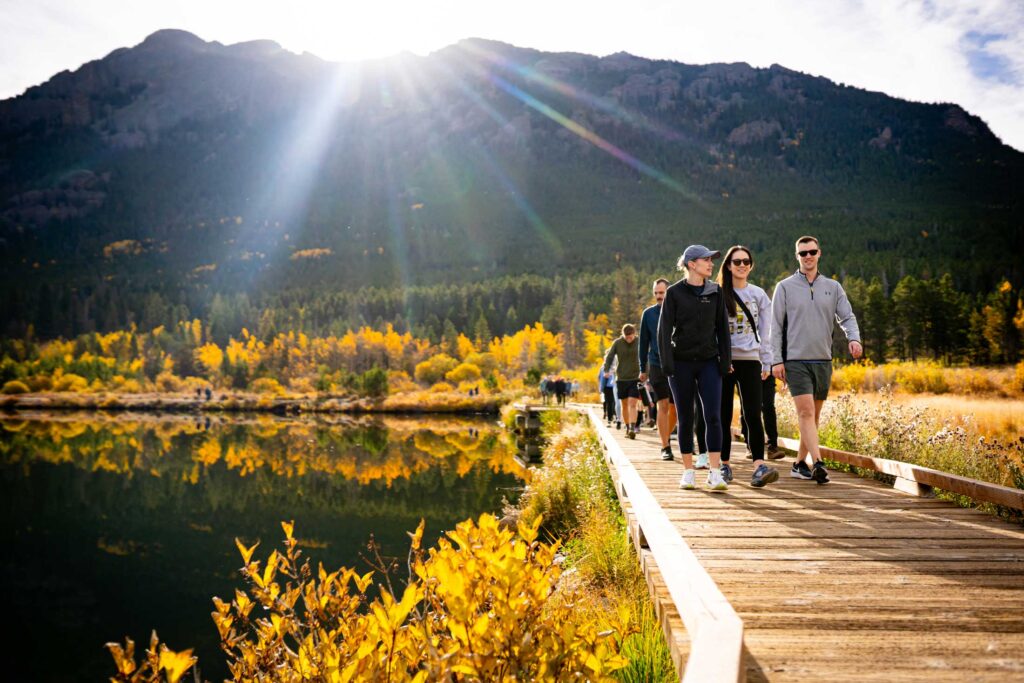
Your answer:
[597,407,1024,681]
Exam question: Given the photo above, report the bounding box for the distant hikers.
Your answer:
[658,245,731,492]
[603,324,641,439]
[715,245,778,488]
[771,236,862,485]
[639,278,678,461]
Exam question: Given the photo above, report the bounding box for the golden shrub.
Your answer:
[249,377,286,396]
[110,517,627,681]
[53,373,89,393]
[445,362,482,384]
[1,380,30,394]
[154,372,182,392]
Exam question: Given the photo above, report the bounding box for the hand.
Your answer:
[638,372,647,382]
[761,371,770,380]
[728,364,734,374]
[849,341,863,359]
[772,364,786,383]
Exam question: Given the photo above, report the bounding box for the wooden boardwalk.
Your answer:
[589,409,1024,682]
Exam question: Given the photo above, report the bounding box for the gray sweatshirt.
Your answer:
[729,284,773,373]
[770,271,860,365]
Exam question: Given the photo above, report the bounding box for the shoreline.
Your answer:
[0,391,515,415]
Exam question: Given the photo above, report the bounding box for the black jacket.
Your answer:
[656,279,731,376]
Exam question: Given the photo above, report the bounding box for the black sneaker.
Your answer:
[766,444,785,460]
[616,420,622,430]
[751,463,779,488]
[626,428,636,440]
[720,462,733,483]
[790,460,813,480]
[660,446,674,461]
[812,460,831,485]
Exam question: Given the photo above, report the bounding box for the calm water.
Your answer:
[0,412,525,681]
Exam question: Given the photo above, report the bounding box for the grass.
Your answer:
[832,360,1024,398]
[507,411,676,682]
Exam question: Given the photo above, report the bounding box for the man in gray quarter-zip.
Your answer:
[770,235,863,485]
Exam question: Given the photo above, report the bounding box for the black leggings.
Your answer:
[602,387,616,422]
[741,375,778,448]
[668,359,723,454]
[721,360,764,462]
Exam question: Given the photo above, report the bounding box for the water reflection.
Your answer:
[0,412,524,681]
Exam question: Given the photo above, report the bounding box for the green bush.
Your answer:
[358,367,388,397]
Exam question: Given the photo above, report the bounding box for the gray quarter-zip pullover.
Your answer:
[770,271,860,365]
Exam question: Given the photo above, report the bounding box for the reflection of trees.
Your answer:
[0,414,526,490]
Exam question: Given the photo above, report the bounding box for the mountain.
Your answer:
[1,30,1021,338]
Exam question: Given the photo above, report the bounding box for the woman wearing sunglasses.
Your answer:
[715,246,778,487]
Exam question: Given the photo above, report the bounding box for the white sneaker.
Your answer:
[679,469,697,490]
[695,452,710,469]
[706,469,728,492]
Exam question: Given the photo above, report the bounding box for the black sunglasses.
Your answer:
[797,249,819,257]
[730,258,752,266]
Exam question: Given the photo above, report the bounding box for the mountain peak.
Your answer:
[139,29,207,51]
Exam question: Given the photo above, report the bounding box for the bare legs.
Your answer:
[656,399,676,448]
[792,394,825,466]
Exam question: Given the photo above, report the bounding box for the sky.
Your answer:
[2,0,1022,150]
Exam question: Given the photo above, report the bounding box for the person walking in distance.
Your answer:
[603,324,642,439]
[598,366,617,426]
[639,278,678,460]
[715,245,778,487]
[657,245,731,492]
[771,236,862,484]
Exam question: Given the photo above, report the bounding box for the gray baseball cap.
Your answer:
[681,244,721,265]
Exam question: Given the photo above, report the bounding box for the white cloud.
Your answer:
[1,0,1022,149]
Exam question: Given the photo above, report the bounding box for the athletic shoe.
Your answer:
[616,420,622,430]
[646,419,656,428]
[720,462,734,483]
[790,460,813,480]
[706,469,728,492]
[812,460,831,485]
[660,446,674,461]
[695,452,710,469]
[679,469,697,490]
[766,444,785,460]
[751,463,779,488]
[626,428,636,440]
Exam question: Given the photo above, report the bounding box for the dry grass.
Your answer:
[832,360,1022,398]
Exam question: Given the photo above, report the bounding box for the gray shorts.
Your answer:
[784,361,832,400]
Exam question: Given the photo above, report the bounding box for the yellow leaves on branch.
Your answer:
[112,515,629,682]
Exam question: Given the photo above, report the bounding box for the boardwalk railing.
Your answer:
[587,408,745,683]
[759,432,1024,511]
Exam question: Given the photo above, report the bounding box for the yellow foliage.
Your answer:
[289,247,333,260]
[250,377,286,396]
[53,373,89,392]
[155,372,182,392]
[112,517,627,681]
[414,354,459,384]
[2,380,30,394]
[445,362,482,384]
[194,343,223,374]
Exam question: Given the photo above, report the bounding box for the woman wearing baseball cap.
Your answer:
[656,245,731,492]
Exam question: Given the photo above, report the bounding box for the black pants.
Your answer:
[741,375,778,448]
[693,391,707,453]
[722,360,764,462]
[602,387,616,422]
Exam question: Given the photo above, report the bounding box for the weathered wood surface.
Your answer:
[593,409,1024,682]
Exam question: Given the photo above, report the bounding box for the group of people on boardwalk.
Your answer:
[602,236,861,491]
[539,375,577,406]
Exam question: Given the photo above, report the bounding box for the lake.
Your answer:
[0,411,526,681]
